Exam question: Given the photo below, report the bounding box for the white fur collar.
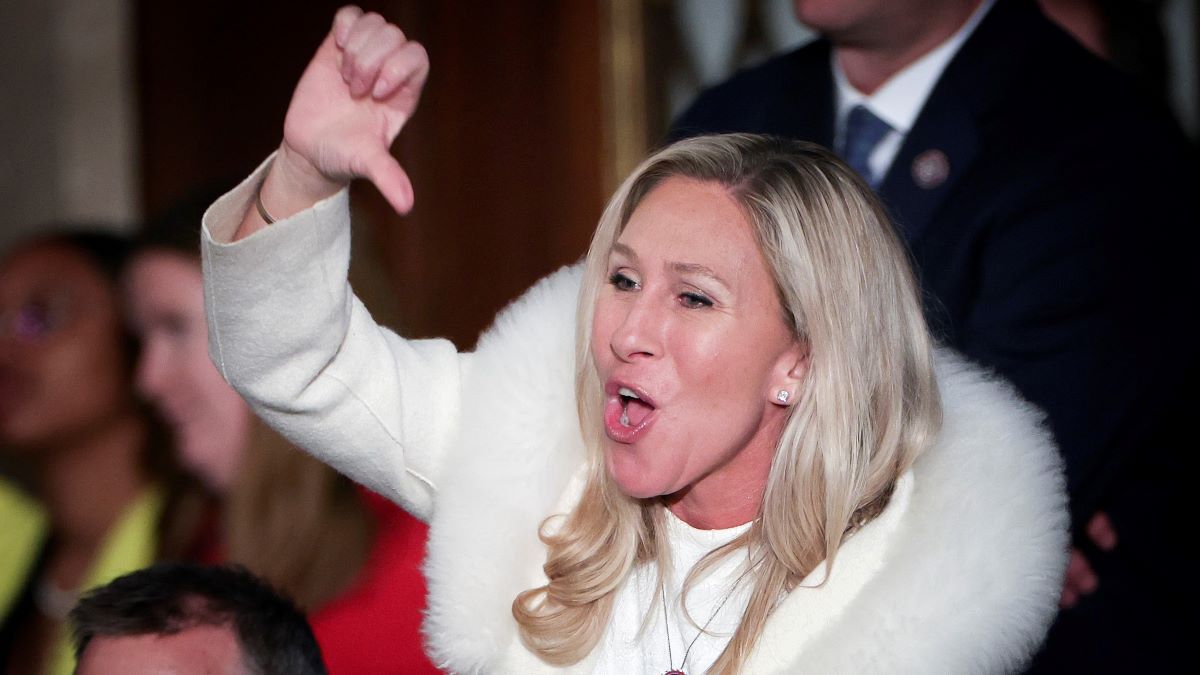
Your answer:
[422,265,1068,673]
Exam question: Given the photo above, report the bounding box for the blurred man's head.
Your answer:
[792,0,983,93]
[71,563,326,675]
[792,0,980,45]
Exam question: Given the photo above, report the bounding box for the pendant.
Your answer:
[664,671,686,675]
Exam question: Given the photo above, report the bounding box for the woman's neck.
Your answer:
[665,405,789,530]
[666,435,775,530]
[36,410,148,588]
[666,486,762,531]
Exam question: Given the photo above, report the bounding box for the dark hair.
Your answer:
[9,229,135,287]
[137,184,230,259]
[70,563,327,675]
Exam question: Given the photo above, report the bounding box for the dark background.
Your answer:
[138,1,609,348]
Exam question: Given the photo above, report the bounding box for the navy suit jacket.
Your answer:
[671,0,1197,669]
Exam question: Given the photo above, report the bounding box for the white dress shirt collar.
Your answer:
[833,0,995,180]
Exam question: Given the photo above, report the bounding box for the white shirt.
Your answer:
[833,0,995,182]
[593,511,755,675]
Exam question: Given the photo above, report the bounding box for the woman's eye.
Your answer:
[679,292,713,309]
[608,272,639,291]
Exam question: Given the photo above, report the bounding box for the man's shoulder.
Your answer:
[719,39,829,92]
[926,0,1189,181]
[670,39,831,140]
[949,0,1171,134]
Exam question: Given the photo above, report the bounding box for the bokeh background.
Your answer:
[2,0,1196,346]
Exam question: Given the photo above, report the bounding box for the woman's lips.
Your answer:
[604,397,657,443]
[602,379,658,443]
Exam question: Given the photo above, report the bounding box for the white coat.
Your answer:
[202,159,1069,674]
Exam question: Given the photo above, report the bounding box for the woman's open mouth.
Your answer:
[603,382,657,443]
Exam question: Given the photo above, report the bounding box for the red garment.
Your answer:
[189,490,438,672]
[310,490,441,674]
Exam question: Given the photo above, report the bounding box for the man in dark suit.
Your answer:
[671,0,1197,670]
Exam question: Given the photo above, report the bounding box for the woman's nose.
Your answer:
[609,296,663,362]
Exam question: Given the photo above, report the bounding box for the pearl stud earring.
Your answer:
[776,390,790,404]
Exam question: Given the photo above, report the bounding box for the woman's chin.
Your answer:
[605,450,670,499]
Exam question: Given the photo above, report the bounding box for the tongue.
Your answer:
[624,398,653,426]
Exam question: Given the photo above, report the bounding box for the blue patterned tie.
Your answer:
[840,105,893,187]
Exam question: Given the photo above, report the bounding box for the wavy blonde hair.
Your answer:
[513,134,942,673]
[225,420,374,610]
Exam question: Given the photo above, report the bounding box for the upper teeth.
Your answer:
[618,387,640,400]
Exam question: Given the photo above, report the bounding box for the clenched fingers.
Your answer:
[372,41,429,102]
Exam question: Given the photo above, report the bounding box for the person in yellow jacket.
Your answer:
[0,481,162,675]
[0,232,195,675]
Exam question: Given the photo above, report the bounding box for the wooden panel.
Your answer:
[138,1,607,347]
[385,1,606,345]
[137,0,347,215]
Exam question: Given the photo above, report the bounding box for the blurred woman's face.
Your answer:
[0,244,134,451]
[590,177,806,519]
[123,250,250,492]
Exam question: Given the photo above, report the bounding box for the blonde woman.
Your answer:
[201,7,1068,674]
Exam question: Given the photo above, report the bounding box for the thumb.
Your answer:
[364,147,414,214]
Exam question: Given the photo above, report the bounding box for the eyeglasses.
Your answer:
[0,294,74,344]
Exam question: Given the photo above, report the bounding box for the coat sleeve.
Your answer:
[200,156,463,522]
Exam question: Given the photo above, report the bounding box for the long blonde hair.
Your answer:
[513,134,941,673]
[224,419,374,611]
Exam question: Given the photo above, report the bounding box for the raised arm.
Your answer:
[239,6,427,240]
[202,7,456,521]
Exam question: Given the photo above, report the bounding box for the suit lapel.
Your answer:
[877,91,979,245]
[875,0,1037,245]
[765,40,836,147]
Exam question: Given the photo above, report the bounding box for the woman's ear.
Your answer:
[770,341,810,407]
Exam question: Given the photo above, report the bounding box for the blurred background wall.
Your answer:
[0,0,141,248]
[3,0,1197,346]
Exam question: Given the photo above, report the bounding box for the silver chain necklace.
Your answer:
[659,561,758,675]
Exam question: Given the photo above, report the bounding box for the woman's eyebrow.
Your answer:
[611,241,730,290]
[670,262,729,291]
[609,241,638,262]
